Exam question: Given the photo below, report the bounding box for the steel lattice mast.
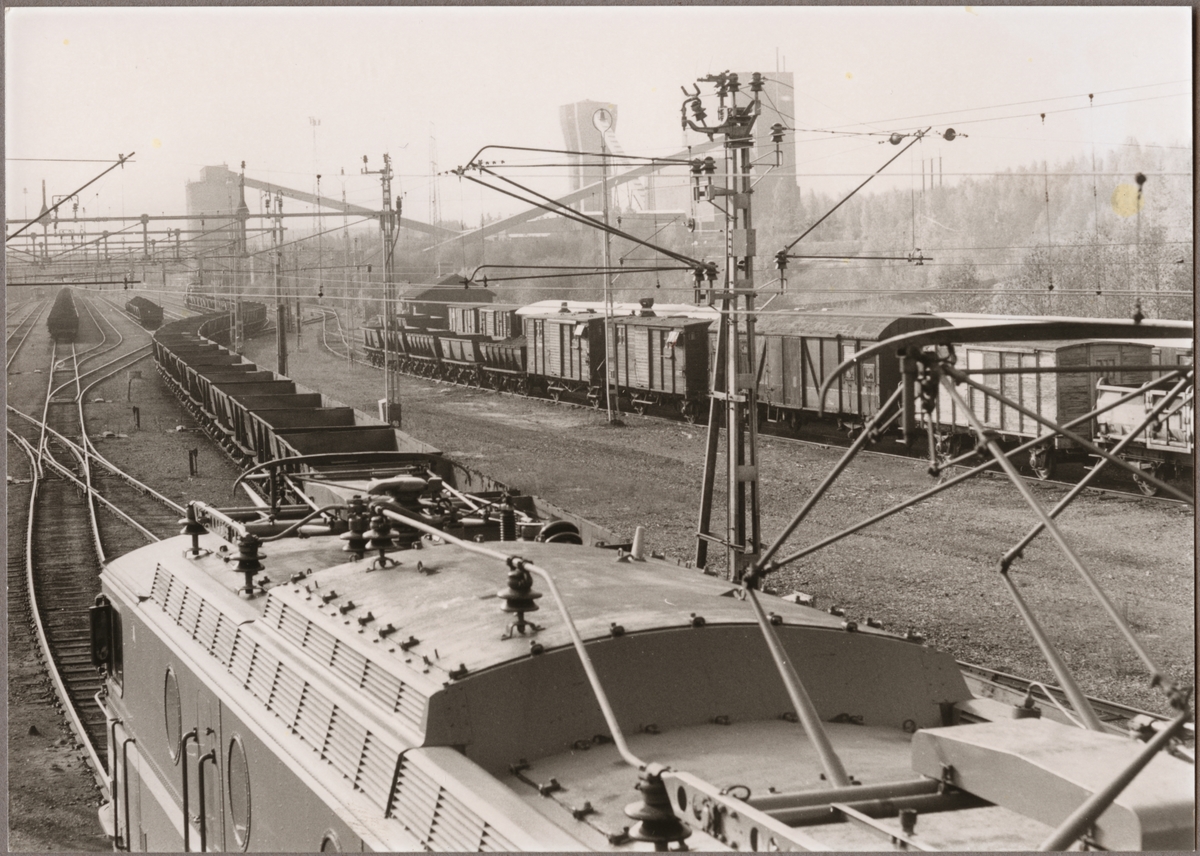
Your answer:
[689,72,766,581]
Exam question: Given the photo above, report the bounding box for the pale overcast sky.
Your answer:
[5,5,1192,226]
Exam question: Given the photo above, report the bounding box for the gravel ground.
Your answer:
[245,329,1194,715]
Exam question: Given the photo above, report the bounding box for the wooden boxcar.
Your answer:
[478,304,524,339]
[608,315,711,418]
[526,313,606,401]
[446,303,486,335]
[929,340,1154,477]
[752,312,952,428]
[1151,342,1194,379]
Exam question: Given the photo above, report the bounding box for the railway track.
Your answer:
[11,339,112,782]
[7,295,200,805]
[6,298,47,368]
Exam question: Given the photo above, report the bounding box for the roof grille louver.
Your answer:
[390,756,513,851]
[272,661,305,728]
[295,683,335,749]
[195,600,219,651]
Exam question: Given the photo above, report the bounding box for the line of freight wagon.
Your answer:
[355,285,1193,495]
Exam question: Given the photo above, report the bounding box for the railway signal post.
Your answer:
[688,72,765,582]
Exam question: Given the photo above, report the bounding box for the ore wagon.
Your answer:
[47,287,80,342]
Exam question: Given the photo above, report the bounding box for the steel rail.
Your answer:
[944,362,1192,502]
[48,343,151,404]
[77,294,124,361]
[16,405,185,526]
[12,405,86,473]
[75,349,185,516]
[316,307,352,361]
[5,299,47,366]
[9,428,159,542]
[9,350,183,526]
[67,340,111,563]
[38,341,68,475]
[16,434,110,798]
[1001,373,1194,569]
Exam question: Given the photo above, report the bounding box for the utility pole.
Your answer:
[688,72,765,582]
[594,108,621,424]
[364,153,400,426]
[342,168,352,366]
[273,192,288,376]
[233,162,250,353]
[429,128,442,277]
[316,173,324,302]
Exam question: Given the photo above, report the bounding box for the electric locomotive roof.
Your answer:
[106,531,920,683]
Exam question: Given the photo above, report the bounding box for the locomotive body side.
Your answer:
[95,524,1195,853]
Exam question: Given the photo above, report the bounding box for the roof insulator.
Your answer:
[499,566,543,637]
[625,764,692,848]
[234,534,265,597]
